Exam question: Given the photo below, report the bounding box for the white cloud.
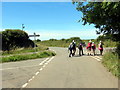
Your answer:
[25,29,99,40]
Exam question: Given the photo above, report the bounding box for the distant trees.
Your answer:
[2,29,34,51]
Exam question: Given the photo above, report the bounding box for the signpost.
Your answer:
[29,32,40,52]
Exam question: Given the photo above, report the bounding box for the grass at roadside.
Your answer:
[2,44,49,56]
[102,52,120,77]
[2,51,56,63]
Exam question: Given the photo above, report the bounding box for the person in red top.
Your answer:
[91,42,96,56]
[86,40,92,55]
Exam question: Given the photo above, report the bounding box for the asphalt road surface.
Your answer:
[1,47,118,88]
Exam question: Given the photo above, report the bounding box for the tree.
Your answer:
[2,29,34,51]
[73,2,120,41]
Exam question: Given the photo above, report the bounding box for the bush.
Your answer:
[2,29,35,51]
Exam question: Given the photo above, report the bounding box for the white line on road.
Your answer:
[22,83,28,88]
[39,68,43,71]
[32,76,35,79]
[39,58,49,65]
[1,58,50,71]
[90,56,101,62]
[35,71,40,75]
[21,56,55,88]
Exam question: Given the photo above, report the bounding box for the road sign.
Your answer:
[29,32,40,41]
[29,32,40,48]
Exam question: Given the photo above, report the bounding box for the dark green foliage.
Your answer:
[73,2,120,42]
[36,39,41,42]
[2,29,34,51]
[49,39,58,41]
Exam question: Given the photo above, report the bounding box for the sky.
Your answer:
[2,2,100,40]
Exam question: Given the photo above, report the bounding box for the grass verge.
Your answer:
[2,44,49,56]
[102,52,120,77]
[2,51,56,63]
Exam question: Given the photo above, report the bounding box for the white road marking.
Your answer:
[28,78,32,82]
[39,68,43,71]
[94,56,102,59]
[22,83,28,88]
[35,71,39,75]
[21,56,55,88]
[1,58,50,71]
[39,58,49,65]
[32,76,35,79]
[90,56,101,61]
[45,62,48,65]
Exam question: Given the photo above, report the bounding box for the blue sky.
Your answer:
[2,2,99,40]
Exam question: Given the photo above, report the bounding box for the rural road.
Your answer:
[1,47,118,88]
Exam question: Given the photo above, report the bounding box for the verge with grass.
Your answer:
[102,52,120,77]
[2,51,56,63]
[2,44,49,56]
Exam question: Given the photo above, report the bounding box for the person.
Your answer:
[91,42,96,56]
[72,40,76,56]
[68,43,73,57]
[86,40,92,55]
[78,43,84,56]
[98,41,104,55]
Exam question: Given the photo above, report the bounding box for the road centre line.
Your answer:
[39,58,49,65]
[90,56,101,62]
[22,83,28,88]
[94,56,102,59]
[35,71,40,75]
[22,56,55,88]
[1,58,50,71]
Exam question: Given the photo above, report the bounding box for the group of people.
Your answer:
[68,40,104,57]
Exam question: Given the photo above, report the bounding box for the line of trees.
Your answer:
[1,29,35,51]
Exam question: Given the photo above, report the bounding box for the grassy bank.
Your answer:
[102,52,120,77]
[2,44,49,56]
[2,51,56,63]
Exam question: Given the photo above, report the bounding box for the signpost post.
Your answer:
[29,32,40,52]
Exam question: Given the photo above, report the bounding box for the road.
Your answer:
[1,47,118,88]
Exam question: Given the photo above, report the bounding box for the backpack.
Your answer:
[88,43,91,48]
[69,44,73,50]
[91,44,95,49]
[78,44,82,50]
[72,42,76,49]
[100,44,103,48]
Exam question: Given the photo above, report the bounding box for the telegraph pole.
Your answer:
[22,24,25,31]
